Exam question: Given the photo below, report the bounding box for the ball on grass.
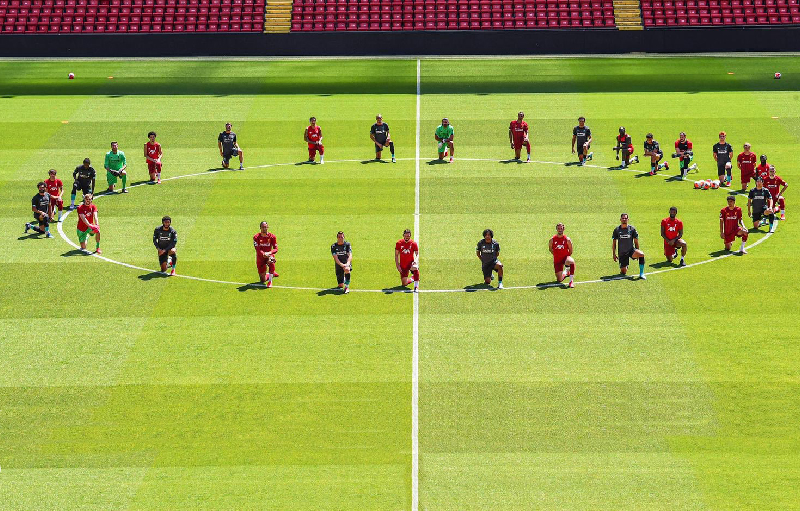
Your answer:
[68,73,75,79]
[775,72,782,79]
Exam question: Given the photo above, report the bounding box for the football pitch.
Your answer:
[2,55,799,509]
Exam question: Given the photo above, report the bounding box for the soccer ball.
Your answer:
[694,180,702,189]
[703,180,712,190]
[711,180,720,189]
[68,73,75,79]
[775,72,782,79]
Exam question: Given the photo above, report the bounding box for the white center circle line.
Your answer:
[56,157,774,292]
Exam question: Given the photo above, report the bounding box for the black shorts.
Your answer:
[482,259,500,279]
[222,148,239,162]
[73,180,92,195]
[158,250,173,264]
[752,207,769,222]
[717,161,731,176]
[578,140,590,152]
[33,211,50,226]
[335,262,351,284]
[374,138,389,152]
[618,248,635,269]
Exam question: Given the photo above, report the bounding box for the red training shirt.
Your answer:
[509,120,528,139]
[253,232,277,257]
[737,152,756,174]
[720,206,742,234]
[550,235,571,261]
[146,141,162,160]
[661,217,683,240]
[396,239,418,267]
[45,177,63,197]
[764,175,786,199]
[76,203,97,232]
[306,125,322,143]
[756,163,770,182]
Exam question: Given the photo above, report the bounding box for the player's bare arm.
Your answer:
[612,239,618,261]
[634,238,640,250]
[395,249,402,271]
[548,238,554,255]
[566,239,573,255]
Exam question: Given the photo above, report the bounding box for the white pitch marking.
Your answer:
[411,58,421,511]
[56,156,772,292]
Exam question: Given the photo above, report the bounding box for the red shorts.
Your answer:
[724,229,748,244]
[256,256,273,274]
[553,256,568,274]
[399,262,415,278]
[147,161,162,173]
[51,197,63,208]
[663,239,679,257]
[513,137,530,150]
[741,169,754,184]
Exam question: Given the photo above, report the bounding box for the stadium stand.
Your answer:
[640,0,800,26]
[289,0,617,31]
[0,0,265,33]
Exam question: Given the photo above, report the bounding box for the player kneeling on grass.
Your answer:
[764,165,788,221]
[509,111,531,162]
[76,193,101,254]
[25,182,53,238]
[254,221,279,288]
[614,126,638,169]
[305,117,325,164]
[435,118,454,163]
[144,131,163,183]
[218,122,244,170]
[395,228,420,292]
[371,114,395,163]
[550,223,575,288]
[673,132,696,179]
[644,133,668,175]
[477,229,503,289]
[104,141,128,194]
[70,158,96,210]
[571,116,592,165]
[661,206,686,267]
[612,213,646,279]
[153,215,178,275]
[748,177,776,233]
[720,195,748,254]
[45,169,64,222]
[331,231,353,294]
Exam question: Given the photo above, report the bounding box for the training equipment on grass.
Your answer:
[775,72,782,79]
[694,181,702,189]
[712,180,720,189]
[68,73,75,79]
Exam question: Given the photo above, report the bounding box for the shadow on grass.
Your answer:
[633,171,656,178]
[238,282,267,292]
[564,161,582,167]
[17,233,44,240]
[61,249,87,257]
[464,283,495,292]
[499,159,527,164]
[138,271,168,281]
[295,160,319,166]
[382,285,412,294]
[361,159,390,164]
[535,281,568,289]
[426,159,450,165]
[665,174,686,182]
[600,273,636,281]
[317,287,345,296]
[649,260,677,269]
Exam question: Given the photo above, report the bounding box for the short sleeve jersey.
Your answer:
[573,125,591,143]
[104,150,126,171]
[218,131,237,152]
[675,138,693,152]
[370,123,390,143]
[764,175,786,198]
[253,232,277,256]
[550,235,571,261]
[510,120,528,139]
[616,134,632,148]
[476,239,500,264]
[306,125,322,143]
[612,225,638,254]
[720,206,742,234]
[73,165,96,183]
[435,124,454,140]
[45,178,63,197]
[737,152,756,173]
[395,239,418,266]
[153,226,178,250]
[661,217,683,240]
[713,142,733,164]
[331,241,352,264]
[644,139,661,153]
[756,164,770,182]
[749,187,772,212]
[146,141,162,160]
[31,192,50,213]
[76,203,97,231]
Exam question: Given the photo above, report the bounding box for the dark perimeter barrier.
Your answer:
[1,27,800,57]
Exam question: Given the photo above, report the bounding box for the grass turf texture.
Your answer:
[1,56,799,509]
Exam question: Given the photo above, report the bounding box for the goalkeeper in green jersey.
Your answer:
[434,118,455,163]
[104,141,128,193]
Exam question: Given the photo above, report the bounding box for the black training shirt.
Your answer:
[713,142,733,164]
[612,225,638,254]
[73,165,96,182]
[331,241,352,264]
[153,226,178,251]
[748,187,772,212]
[32,192,50,213]
[218,131,237,152]
[477,239,500,264]
[573,125,591,143]
[370,123,390,144]
[644,139,661,153]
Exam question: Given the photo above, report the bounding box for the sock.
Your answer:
[344,275,350,286]
[120,174,127,188]
[740,240,746,251]
[639,258,645,275]
[45,226,50,234]
[651,164,656,172]
[268,262,275,274]
[70,193,76,205]
[388,142,395,155]
[498,276,503,283]
[412,269,420,283]
[680,256,685,263]
[156,172,161,181]
[268,273,273,283]
[57,211,62,221]
[96,241,100,250]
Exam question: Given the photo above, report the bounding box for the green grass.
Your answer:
[1,56,799,510]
